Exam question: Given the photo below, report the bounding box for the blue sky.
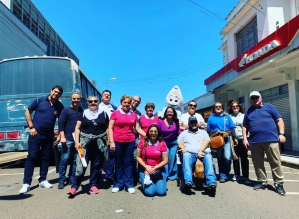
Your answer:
[32,0,238,111]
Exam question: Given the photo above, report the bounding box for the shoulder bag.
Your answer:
[210,115,226,149]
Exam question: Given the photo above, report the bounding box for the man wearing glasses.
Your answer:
[243,91,286,195]
[57,92,83,189]
[98,90,117,183]
[179,100,205,131]
[131,95,142,118]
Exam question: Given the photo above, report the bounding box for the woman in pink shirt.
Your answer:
[136,124,168,197]
[137,102,159,137]
[109,95,145,194]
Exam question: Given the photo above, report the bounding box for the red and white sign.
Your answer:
[239,40,280,67]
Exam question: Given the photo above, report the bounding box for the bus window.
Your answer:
[0,58,73,96]
[81,76,88,98]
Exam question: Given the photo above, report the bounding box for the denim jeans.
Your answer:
[113,141,135,189]
[216,136,232,180]
[23,134,53,185]
[183,152,217,186]
[132,138,139,182]
[139,167,167,197]
[72,142,103,190]
[165,139,178,180]
[105,148,115,179]
[58,141,76,183]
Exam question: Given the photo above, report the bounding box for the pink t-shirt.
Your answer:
[110,109,138,142]
[139,115,159,134]
[137,139,167,166]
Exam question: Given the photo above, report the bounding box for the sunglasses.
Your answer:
[72,98,81,100]
[215,105,222,109]
[189,121,197,124]
[250,96,259,100]
[232,105,239,109]
[188,104,197,107]
[88,100,98,103]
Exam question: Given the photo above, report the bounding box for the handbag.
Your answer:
[210,135,225,149]
[194,158,205,179]
[210,115,226,149]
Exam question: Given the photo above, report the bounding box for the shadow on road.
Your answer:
[0,194,33,200]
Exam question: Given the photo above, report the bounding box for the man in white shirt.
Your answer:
[179,100,205,131]
[98,90,117,182]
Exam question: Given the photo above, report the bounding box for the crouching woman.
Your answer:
[136,124,168,197]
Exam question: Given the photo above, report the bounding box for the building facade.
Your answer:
[204,0,299,151]
[0,0,78,64]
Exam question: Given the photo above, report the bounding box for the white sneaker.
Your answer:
[19,184,30,194]
[112,187,120,193]
[128,188,135,194]
[39,180,53,188]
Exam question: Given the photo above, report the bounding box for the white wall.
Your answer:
[0,0,11,9]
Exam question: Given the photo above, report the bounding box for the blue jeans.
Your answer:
[23,134,53,185]
[183,152,217,186]
[139,167,167,197]
[105,149,115,179]
[72,142,103,190]
[132,138,139,182]
[113,141,135,189]
[165,139,178,180]
[58,141,76,183]
[216,137,232,180]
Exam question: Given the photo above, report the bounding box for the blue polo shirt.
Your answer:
[58,106,83,141]
[206,113,235,133]
[243,103,281,144]
[28,96,64,137]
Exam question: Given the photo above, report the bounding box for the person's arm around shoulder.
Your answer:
[74,120,82,150]
[179,114,188,131]
[108,111,117,151]
[178,131,187,153]
[58,108,67,145]
[154,141,168,171]
[135,120,146,137]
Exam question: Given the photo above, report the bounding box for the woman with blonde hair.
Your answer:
[206,102,235,183]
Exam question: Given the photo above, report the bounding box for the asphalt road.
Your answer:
[0,158,298,219]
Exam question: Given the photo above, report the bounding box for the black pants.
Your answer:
[233,139,249,178]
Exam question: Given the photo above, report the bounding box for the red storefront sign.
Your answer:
[204,15,299,85]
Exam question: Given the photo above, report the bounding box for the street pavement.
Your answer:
[0,158,298,219]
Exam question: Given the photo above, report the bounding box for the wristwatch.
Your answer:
[29,126,34,129]
[279,133,285,136]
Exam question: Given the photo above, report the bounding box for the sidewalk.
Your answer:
[248,150,299,169]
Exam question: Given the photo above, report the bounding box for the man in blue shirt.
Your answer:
[243,91,286,196]
[178,116,217,193]
[57,92,83,189]
[19,86,64,194]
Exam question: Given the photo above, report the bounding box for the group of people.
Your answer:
[19,86,287,197]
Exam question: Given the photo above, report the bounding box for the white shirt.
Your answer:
[179,112,205,126]
[98,102,116,119]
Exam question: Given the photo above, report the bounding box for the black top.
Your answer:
[79,111,109,135]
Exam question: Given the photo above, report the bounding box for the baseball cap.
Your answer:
[188,116,197,123]
[249,91,261,97]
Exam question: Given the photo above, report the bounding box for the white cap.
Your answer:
[249,91,261,97]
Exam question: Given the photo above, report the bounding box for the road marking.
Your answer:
[0,187,15,195]
[267,179,299,182]
[286,192,299,195]
[33,168,56,179]
[249,170,299,174]
[0,172,38,176]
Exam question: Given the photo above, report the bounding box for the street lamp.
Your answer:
[98,77,117,89]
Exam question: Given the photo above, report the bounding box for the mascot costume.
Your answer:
[159,85,184,118]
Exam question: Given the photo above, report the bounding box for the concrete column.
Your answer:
[288,76,299,151]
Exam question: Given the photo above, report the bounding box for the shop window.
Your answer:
[236,17,258,56]
[238,96,245,104]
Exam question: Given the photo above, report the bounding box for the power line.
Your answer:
[184,0,270,33]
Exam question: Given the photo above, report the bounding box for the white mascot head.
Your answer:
[159,85,183,118]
